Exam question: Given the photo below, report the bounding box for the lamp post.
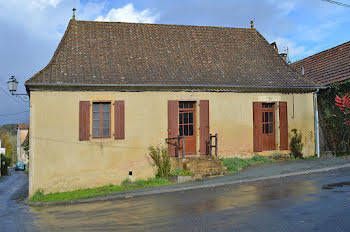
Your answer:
[7,76,28,96]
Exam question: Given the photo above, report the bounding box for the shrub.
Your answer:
[290,129,304,159]
[1,154,12,176]
[170,168,193,176]
[148,144,171,178]
[30,189,45,202]
[220,155,275,173]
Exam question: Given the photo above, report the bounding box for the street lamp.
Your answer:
[7,76,28,96]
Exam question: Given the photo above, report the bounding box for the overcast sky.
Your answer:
[0,0,349,125]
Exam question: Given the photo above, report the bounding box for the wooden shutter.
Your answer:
[114,100,125,140]
[279,101,288,150]
[168,100,178,157]
[200,100,210,155]
[79,101,90,141]
[253,102,263,152]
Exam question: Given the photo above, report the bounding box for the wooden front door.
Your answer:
[261,103,275,151]
[179,101,196,155]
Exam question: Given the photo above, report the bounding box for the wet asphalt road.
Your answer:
[2,167,350,231]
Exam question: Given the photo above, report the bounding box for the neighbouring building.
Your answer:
[291,41,350,155]
[25,18,321,196]
[16,123,29,166]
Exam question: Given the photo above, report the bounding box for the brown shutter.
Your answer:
[279,101,288,150]
[168,100,178,157]
[114,100,125,140]
[253,102,263,152]
[79,101,90,141]
[200,100,210,155]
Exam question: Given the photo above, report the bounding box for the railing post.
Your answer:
[209,133,212,156]
[177,136,180,158]
[215,133,218,157]
[182,135,185,158]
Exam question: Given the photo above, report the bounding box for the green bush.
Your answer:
[30,189,45,202]
[1,154,12,176]
[220,155,275,173]
[170,168,193,176]
[290,129,304,159]
[148,144,171,178]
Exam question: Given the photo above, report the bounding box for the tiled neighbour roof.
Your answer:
[291,41,350,86]
[17,123,29,130]
[25,20,320,90]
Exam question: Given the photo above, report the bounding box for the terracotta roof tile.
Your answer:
[291,41,350,86]
[26,20,320,90]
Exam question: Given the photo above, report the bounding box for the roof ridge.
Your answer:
[25,20,74,85]
[293,40,350,65]
[75,19,254,30]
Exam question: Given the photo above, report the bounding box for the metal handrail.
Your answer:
[209,133,218,157]
[165,135,186,158]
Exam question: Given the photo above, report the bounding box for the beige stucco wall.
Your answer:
[29,91,315,196]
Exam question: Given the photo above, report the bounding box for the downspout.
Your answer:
[314,89,320,157]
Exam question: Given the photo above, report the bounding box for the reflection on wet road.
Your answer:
[30,168,350,232]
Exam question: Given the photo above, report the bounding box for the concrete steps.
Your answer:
[171,155,227,179]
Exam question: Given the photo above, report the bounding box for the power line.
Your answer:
[0,110,30,117]
[321,0,350,8]
[0,80,29,103]
[0,84,25,105]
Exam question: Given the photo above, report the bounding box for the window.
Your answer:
[92,102,111,138]
[262,103,274,134]
[179,102,195,136]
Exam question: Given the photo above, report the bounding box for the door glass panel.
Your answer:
[179,125,183,136]
[265,124,269,134]
[265,112,269,123]
[184,113,189,124]
[269,123,273,133]
[269,112,273,122]
[184,125,188,136]
[189,125,193,136]
[184,102,188,108]
[189,113,193,123]
[263,124,265,134]
[179,113,183,124]
[188,102,193,108]
[262,112,264,122]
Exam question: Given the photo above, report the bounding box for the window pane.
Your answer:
[103,128,109,137]
[179,113,183,124]
[188,102,193,108]
[93,112,99,120]
[102,103,110,112]
[179,125,183,136]
[93,103,99,112]
[265,124,269,134]
[93,120,100,128]
[263,123,265,134]
[93,128,99,137]
[262,112,264,122]
[189,113,193,123]
[189,125,193,136]
[269,112,273,122]
[103,120,109,128]
[184,113,189,123]
[179,102,184,108]
[265,112,269,123]
[269,123,274,133]
[184,125,188,136]
[184,102,188,108]
[103,112,109,119]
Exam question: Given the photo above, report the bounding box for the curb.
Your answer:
[26,163,350,206]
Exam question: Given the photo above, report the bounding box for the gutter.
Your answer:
[314,89,320,157]
[25,82,326,90]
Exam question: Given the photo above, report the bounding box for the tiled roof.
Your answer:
[26,20,320,90]
[291,41,350,86]
[17,123,29,130]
